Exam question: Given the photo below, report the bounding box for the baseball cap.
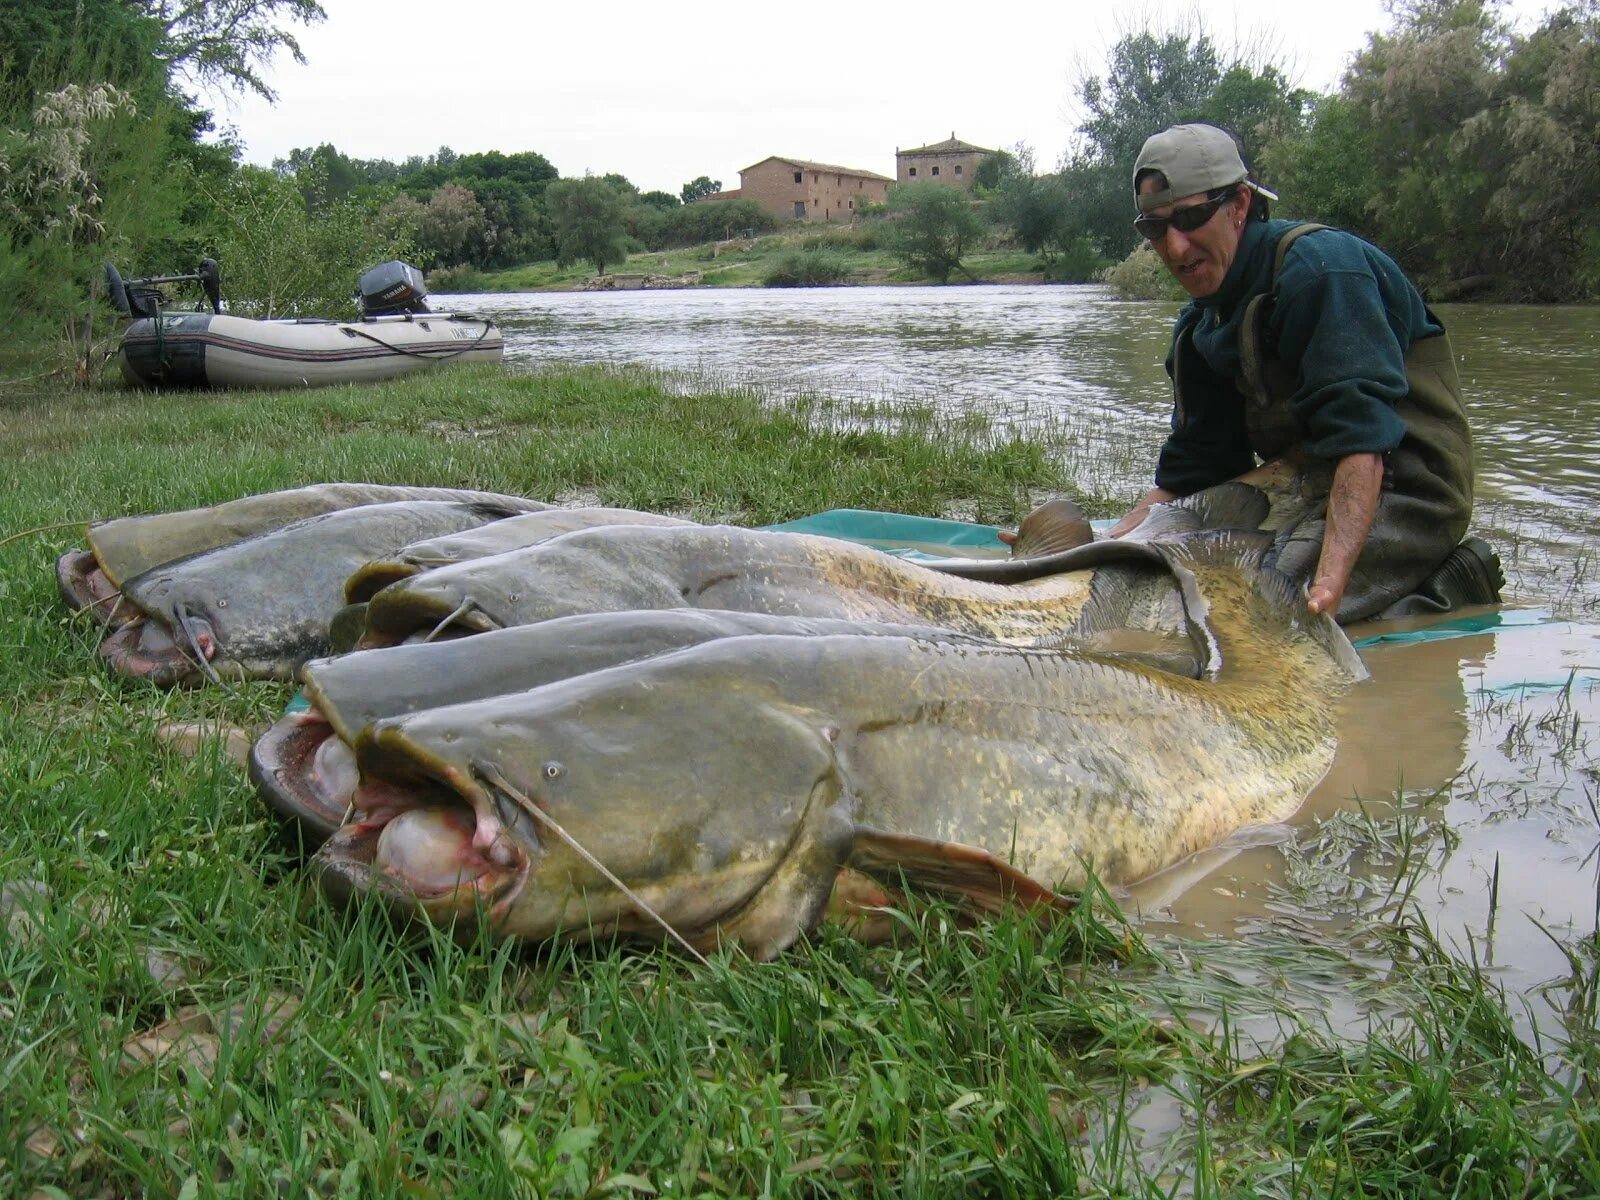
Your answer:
[1133,124,1279,213]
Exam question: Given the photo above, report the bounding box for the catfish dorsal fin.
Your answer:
[848,828,1077,916]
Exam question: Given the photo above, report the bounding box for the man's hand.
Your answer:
[1305,452,1384,617]
[1108,486,1178,538]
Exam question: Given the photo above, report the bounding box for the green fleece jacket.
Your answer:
[1154,218,1442,496]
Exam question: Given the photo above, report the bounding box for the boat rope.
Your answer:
[341,318,496,362]
[474,761,712,966]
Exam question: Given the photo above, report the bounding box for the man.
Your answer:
[1103,122,1495,623]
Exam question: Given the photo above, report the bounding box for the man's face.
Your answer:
[1137,179,1249,299]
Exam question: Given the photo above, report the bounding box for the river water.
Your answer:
[451,284,1600,1026]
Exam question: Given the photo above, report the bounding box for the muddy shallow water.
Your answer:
[449,284,1600,1013]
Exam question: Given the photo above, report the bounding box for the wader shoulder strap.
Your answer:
[1237,222,1330,402]
[1235,223,1331,460]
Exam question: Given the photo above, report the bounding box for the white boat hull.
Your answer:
[118,311,504,389]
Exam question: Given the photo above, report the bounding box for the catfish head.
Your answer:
[311,642,860,959]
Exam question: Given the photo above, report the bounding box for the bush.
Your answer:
[762,249,852,287]
[426,263,485,292]
[650,199,777,249]
[1045,237,1110,283]
[1099,242,1187,300]
[201,166,415,317]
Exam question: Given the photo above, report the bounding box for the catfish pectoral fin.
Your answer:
[847,829,1077,917]
[1009,498,1096,559]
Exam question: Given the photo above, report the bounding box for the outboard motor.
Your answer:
[357,260,429,317]
[106,259,223,318]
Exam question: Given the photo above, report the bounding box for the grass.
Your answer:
[1,362,1598,1196]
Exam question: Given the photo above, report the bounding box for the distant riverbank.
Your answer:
[443,226,1091,294]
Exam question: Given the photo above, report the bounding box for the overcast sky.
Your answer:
[212,0,1560,196]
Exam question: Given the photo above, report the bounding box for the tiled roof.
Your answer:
[739,156,893,182]
[898,136,996,157]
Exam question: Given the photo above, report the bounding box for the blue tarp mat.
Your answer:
[758,507,1118,562]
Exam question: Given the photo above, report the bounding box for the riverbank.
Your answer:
[456,226,1073,293]
[2,364,1596,1195]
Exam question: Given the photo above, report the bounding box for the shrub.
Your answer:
[426,263,485,292]
[651,199,777,249]
[763,249,852,287]
[1099,242,1187,300]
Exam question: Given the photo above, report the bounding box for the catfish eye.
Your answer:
[542,762,565,780]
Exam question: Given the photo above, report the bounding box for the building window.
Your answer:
[794,201,805,218]
[793,171,802,184]
[932,166,940,176]
[848,199,853,209]
[813,173,818,183]
[955,165,962,175]
[909,167,917,177]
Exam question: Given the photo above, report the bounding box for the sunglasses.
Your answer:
[1133,190,1234,241]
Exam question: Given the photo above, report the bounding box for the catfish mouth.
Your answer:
[356,591,501,649]
[343,561,421,605]
[272,716,533,923]
[98,605,217,686]
[56,550,137,628]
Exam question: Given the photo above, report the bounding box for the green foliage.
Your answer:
[886,182,985,283]
[972,149,1014,191]
[989,150,1103,278]
[762,248,852,286]
[637,189,679,211]
[1100,242,1188,301]
[136,0,327,101]
[199,165,412,317]
[648,198,777,249]
[1068,25,1313,257]
[0,63,195,375]
[679,174,721,203]
[545,176,630,275]
[1262,0,1600,298]
[424,263,484,292]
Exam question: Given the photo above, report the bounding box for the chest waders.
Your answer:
[1175,223,1480,623]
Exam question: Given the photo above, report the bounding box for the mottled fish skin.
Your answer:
[358,524,1113,648]
[345,508,695,602]
[307,534,1366,959]
[101,500,533,686]
[76,483,549,593]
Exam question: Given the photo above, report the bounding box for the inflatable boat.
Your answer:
[108,259,503,390]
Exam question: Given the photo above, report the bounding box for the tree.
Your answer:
[199,164,412,317]
[638,190,680,211]
[545,176,630,274]
[972,149,1015,191]
[680,175,722,203]
[886,182,985,283]
[134,0,327,101]
[414,183,487,268]
[1067,26,1311,256]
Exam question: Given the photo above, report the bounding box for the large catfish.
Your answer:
[344,508,695,602]
[254,610,997,842]
[295,533,1367,959]
[100,500,537,686]
[356,523,1202,657]
[57,482,549,625]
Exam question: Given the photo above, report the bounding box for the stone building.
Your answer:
[736,156,893,223]
[895,134,996,189]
